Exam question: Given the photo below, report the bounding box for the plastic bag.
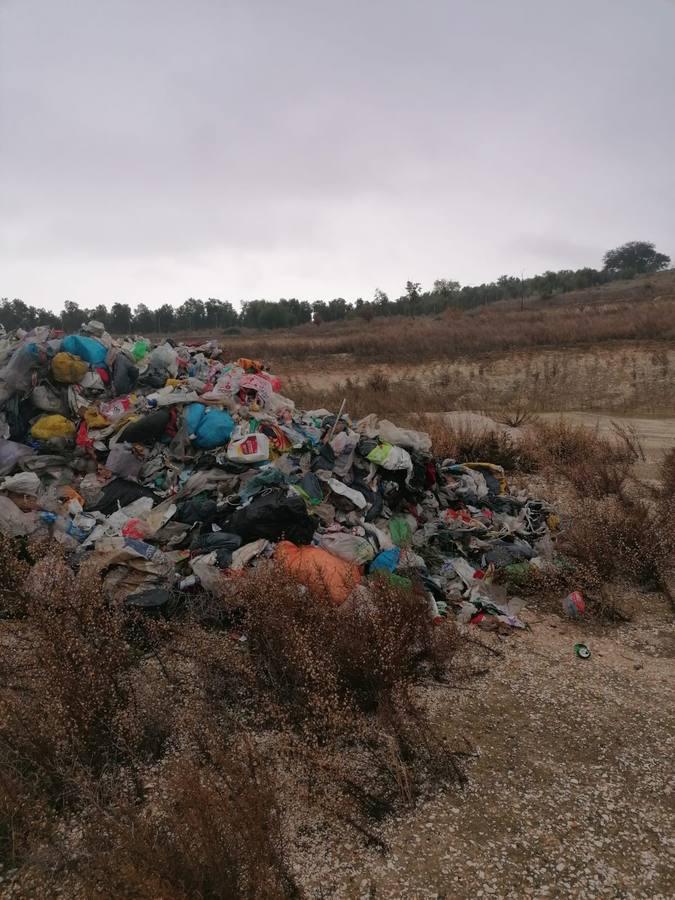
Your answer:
[0,343,44,393]
[132,339,150,361]
[367,442,394,466]
[276,541,361,605]
[30,382,67,413]
[185,403,235,449]
[0,438,35,476]
[229,490,315,544]
[148,343,179,377]
[62,334,108,366]
[31,415,76,441]
[369,547,401,573]
[112,353,139,395]
[106,444,143,479]
[318,532,375,565]
[100,396,134,422]
[0,472,41,496]
[0,495,37,537]
[51,351,88,384]
[118,408,170,445]
[226,432,270,463]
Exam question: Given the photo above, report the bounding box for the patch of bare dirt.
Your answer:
[298,598,675,898]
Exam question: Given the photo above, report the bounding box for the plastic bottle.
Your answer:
[39,511,89,542]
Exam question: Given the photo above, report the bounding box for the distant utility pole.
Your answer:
[520,270,525,312]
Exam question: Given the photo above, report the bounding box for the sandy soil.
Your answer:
[300,597,675,899]
[282,343,675,416]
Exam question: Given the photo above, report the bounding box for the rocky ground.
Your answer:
[298,595,675,899]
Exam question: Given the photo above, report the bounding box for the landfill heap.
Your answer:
[0,322,556,629]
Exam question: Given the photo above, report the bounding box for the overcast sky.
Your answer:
[1,0,674,310]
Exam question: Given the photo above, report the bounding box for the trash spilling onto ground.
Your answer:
[0,323,559,631]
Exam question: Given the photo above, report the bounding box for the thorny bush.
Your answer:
[0,540,464,895]
[0,545,299,896]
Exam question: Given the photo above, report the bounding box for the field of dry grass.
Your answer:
[215,271,675,419]
[222,270,675,366]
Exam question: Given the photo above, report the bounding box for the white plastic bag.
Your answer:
[226,432,270,463]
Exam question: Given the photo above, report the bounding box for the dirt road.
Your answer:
[303,598,675,898]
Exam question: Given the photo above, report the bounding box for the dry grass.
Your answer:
[0,541,463,895]
[520,419,645,498]
[225,294,675,367]
[420,416,529,471]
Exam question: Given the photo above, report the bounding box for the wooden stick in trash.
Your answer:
[325,398,346,443]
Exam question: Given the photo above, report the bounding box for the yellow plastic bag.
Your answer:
[51,352,88,384]
[31,415,76,440]
[83,408,109,429]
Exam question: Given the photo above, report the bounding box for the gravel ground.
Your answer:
[297,597,675,899]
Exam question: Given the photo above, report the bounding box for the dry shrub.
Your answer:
[526,495,675,617]
[0,551,299,897]
[659,448,675,500]
[235,566,452,728]
[521,419,643,497]
[0,535,38,618]
[224,565,464,812]
[1,538,468,894]
[0,552,160,870]
[78,743,297,900]
[421,416,530,471]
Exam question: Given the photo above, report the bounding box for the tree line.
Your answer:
[1,241,669,334]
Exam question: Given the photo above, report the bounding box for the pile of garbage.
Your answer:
[0,321,557,629]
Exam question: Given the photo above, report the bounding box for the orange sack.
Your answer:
[275,540,361,605]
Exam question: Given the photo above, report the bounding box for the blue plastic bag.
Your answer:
[185,403,235,449]
[62,334,108,365]
[369,547,401,573]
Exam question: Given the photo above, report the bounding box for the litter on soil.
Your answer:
[0,322,560,627]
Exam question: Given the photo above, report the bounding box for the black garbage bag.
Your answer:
[311,442,335,472]
[113,353,139,396]
[139,365,168,389]
[191,532,242,553]
[87,478,159,515]
[228,490,316,545]
[118,408,171,445]
[125,587,171,609]
[175,496,218,525]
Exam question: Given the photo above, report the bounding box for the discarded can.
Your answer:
[574,643,591,659]
[562,591,585,619]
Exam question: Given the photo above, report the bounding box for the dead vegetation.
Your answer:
[226,292,675,368]
[0,545,465,896]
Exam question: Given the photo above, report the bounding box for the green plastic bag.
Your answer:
[366,442,393,466]
[389,515,412,547]
[132,339,150,361]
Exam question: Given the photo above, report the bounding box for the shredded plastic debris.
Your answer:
[0,322,557,624]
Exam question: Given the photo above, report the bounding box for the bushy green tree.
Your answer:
[603,241,670,276]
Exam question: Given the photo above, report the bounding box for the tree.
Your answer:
[61,300,84,332]
[405,281,422,316]
[109,303,132,334]
[133,303,155,333]
[603,241,670,276]
[433,279,460,296]
[405,281,421,301]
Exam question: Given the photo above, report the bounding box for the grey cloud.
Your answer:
[1,0,674,307]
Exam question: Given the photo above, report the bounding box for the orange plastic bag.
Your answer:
[275,541,361,605]
[236,357,264,373]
